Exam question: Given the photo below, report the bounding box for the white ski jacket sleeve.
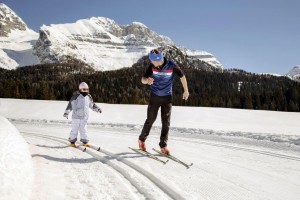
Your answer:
[64,92,101,119]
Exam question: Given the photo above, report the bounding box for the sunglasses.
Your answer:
[81,88,89,91]
[151,49,160,54]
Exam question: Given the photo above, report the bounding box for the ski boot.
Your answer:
[83,142,90,147]
[70,142,76,148]
[161,147,170,155]
[138,140,146,151]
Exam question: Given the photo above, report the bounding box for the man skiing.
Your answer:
[139,49,189,155]
[63,82,102,147]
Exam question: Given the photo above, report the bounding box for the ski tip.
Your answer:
[83,147,87,152]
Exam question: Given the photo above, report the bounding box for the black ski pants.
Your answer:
[139,94,172,148]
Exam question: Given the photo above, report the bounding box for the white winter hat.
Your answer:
[79,82,89,90]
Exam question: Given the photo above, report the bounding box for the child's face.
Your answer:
[80,88,89,93]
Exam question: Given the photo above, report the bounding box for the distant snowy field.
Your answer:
[0,98,300,200]
[1,98,299,144]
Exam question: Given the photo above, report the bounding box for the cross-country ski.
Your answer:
[83,144,101,152]
[152,148,193,169]
[129,147,169,164]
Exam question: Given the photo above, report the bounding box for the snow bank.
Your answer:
[0,116,33,200]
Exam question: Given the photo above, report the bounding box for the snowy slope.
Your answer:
[0,29,39,69]
[0,98,300,199]
[0,3,39,69]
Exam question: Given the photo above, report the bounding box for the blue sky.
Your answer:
[2,0,300,74]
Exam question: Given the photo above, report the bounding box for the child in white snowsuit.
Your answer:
[63,82,102,145]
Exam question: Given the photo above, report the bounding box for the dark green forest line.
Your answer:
[0,62,299,112]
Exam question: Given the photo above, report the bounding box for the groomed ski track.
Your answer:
[16,123,300,200]
[22,131,183,200]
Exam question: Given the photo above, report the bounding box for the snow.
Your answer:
[181,48,223,69]
[0,98,300,199]
[131,22,148,28]
[0,29,39,69]
[260,73,282,77]
[0,116,33,200]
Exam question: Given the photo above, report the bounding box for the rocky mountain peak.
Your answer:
[0,3,28,36]
[121,21,173,47]
[286,65,300,82]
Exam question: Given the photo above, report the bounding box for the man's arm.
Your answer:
[141,77,154,85]
[173,64,189,100]
[141,65,154,85]
[180,76,189,100]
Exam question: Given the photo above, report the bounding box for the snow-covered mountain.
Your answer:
[33,17,175,71]
[34,17,223,71]
[0,3,223,71]
[286,65,300,82]
[0,3,39,69]
[180,48,223,69]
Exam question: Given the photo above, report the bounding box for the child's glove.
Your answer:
[63,113,68,119]
[98,108,102,113]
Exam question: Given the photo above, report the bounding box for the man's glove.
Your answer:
[98,108,102,113]
[63,113,68,119]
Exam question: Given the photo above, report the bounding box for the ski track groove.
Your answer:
[143,133,300,162]
[23,133,158,200]
[175,138,300,162]
[21,131,185,200]
[23,135,110,200]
